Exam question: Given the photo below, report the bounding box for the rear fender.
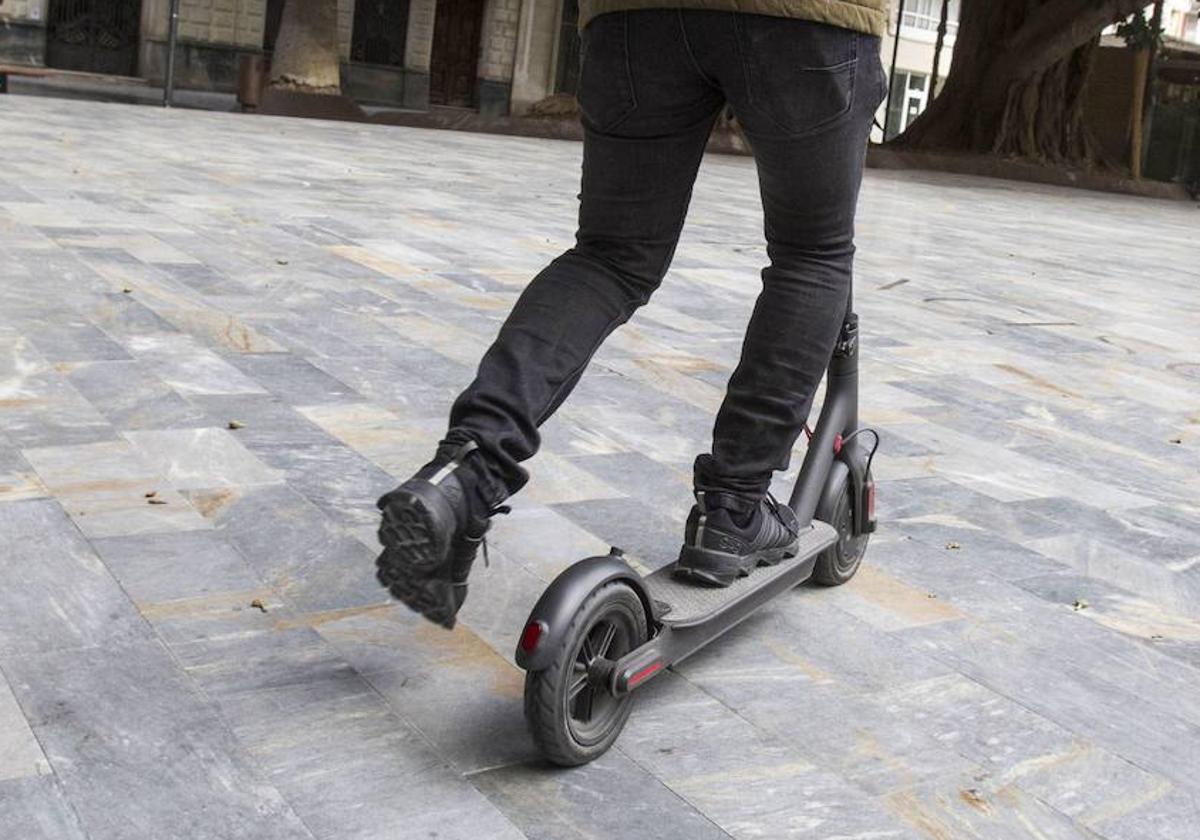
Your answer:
[514,551,655,672]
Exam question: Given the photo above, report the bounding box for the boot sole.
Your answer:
[674,539,800,588]
[376,482,460,628]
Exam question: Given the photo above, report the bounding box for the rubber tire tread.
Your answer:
[523,582,648,767]
[811,478,870,586]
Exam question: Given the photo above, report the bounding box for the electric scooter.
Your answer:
[513,296,879,766]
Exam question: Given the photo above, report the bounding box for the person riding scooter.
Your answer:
[376,3,889,629]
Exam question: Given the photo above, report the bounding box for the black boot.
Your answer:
[375,441,508,628]
[674,491,801,587]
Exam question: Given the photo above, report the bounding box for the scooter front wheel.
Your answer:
[812,469,872,586]
[523,581,648,766]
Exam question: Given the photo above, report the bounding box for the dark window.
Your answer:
[352,0,410,67]
[264,0,285,52]
[555,0,580,94]
[45,0,142,76]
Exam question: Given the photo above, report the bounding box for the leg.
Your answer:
[694,18,887,511]
[443,12,725,503]
[378,12,724,626]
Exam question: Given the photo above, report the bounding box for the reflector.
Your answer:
[520,621,545,653]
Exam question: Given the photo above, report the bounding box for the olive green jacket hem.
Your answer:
[578,1,889,37]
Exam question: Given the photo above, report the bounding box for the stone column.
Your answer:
[404,0,436,108]
[0,0,49,65]
[476,0,521,116]
[337,0,354,60]
[509,0,560,115]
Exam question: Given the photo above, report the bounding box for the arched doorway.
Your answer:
[429,0,485,108]
[45,0,142,77]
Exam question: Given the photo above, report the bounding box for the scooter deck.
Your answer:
[644,522,839,627]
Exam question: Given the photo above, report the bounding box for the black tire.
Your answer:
[811,471,871,586]
[524,582,648,767]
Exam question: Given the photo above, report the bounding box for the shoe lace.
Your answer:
[478,504,511,567]
[765,492,799,539]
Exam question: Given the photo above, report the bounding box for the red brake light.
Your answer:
[627,661,663,689]
[865,479,876,523]
[520,621,546,653]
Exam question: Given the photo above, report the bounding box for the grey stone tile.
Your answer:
[90,530,265,604]
[1013,495,1200,567]
[316,607,536,773]
[566,451,694,521]
[874,476,1067,544]
[1023,530,1200,620]
[876,547,1200,729]
[897,619,1200,793]
[125,333,268,395]
[2,640,313,840]
[306,353,467,413]
[617,671,925,837]
[66,359,208,429]
[878,674,1080,774]
[549,497,685,573]
[0,776,89,840]
[1091,786,1200,840]
[881,776,1098,840]
[186,394,340,448]
[143,588,297,644]
[28,319,131,363]
[472,751,732,840]
[250,443,397,527]
[207,484,383,612]
[1012,568,1200,655]
[0,339,116,447]
[22,439,210,537]
[123,427,283,489]
[0,667,50,781]
[0,447,47,502]
[223,353,361,405]
[184,649,524,840]
[887,519,1067,580]
[0,498,150,656]
[83,291,182,340]
[1008,742,1171,829]
[293,401,444,479]
[690,594,956,694]
[486,503,615,582]
[173,625,367,699]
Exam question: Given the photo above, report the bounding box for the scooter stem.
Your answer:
[789,312,859,527]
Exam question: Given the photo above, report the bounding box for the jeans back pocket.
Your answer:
[578,13,638,133]
[735,17,860,138]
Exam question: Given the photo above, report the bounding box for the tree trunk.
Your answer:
[1128,47,1149,177]
[894,0,1146,168]
[268,0,341,94]
[1141,0,1165,171]
[930,0,950,93]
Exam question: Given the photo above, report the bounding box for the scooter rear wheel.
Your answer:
[524,582,647,766]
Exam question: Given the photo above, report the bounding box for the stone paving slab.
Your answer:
[0,94,1198,839]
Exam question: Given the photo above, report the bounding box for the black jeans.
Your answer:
[441,11,886,512]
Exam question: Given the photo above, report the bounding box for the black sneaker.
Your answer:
[375,441,508,629]
[674,491,801,587]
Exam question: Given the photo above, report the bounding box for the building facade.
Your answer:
[0,0,578,114]
[5,1,1191,130]
[874,0,959,141]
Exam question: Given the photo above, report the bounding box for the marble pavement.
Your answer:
[1,94,1199,839]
